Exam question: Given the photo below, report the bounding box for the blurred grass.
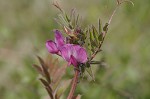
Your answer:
[0,0,150,99]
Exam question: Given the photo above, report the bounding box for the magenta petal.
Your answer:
[69,55,78,66]
[46,40,58,54]
[60,44,72,62]
[76,48,88,63]
[54,30,65,49]
[60,44,87,67]
[72,45,87,63]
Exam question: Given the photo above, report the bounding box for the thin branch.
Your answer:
[89,2,121,62]
[108,6,119,25]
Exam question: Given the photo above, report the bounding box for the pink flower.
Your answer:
[46,30,65,55]
[60,44,88,67]
[46,30,88,67]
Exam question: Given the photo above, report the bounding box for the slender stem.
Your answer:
[108,6,119,25]
[89,4,120,62]
[67,69,79,99]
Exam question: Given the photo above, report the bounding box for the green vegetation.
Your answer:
[0,0,150,99]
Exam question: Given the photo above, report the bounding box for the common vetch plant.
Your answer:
[34,0,133,99]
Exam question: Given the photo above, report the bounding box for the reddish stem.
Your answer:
[67,69,79,99]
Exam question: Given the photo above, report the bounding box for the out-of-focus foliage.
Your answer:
[0,0,150,99]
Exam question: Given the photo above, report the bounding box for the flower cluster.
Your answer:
[35,1,132,98]
[45,2,111,72]
[46,30,88,67]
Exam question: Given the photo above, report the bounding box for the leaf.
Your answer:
[32,64,44,76]
[53,64,67,83]
[76,14,79,26]
[65,12,70,22]
[87,42,92,56]
[89,26,99,49]
[37,56,51,83]
[89,30,94,50]
[37,56,47,69]
[54,18,63,27]
[39,78,50,87]
[103,23,109,32]
[52,64,68,91]
[45,55,53,71]
[79,64,85,73]
[39,78,53,94]
[79,64,85,78]
[98,33,103,42]
[45,86,54,99]
[56,80,72,98]
[52,1,63,12]
[58,14,69,27]
[90,61,103,65]
[89,28,94,42]
[98,18,102,34]
[70,8,76,23]
[50,58,62,77]
[35,55,69,98]
[84,29,88,39]
[92,25,99,44]
[122,0,134,7]
[89,28,97,52]
[85,65,95,81]
[90,39,97,47]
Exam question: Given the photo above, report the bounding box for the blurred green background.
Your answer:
[0,0,150,99]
